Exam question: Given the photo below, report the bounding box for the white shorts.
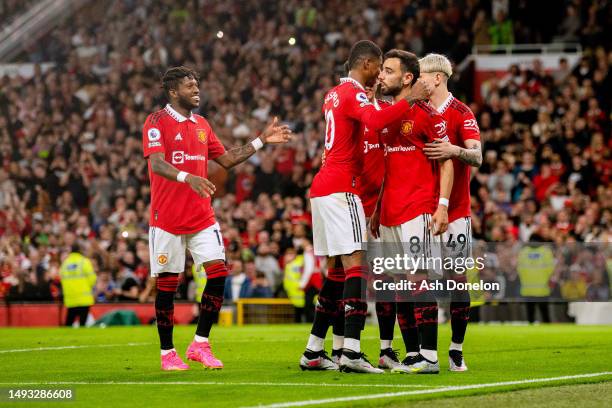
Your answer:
[442,217,473,259]
[311,193,367,257]
[380,214,442,277]
[149,223,226,277]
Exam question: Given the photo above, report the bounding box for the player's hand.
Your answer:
[423,138,458,160]
[406,78,432,103]
[260,117,292,145]
[186,174,216,198]
[365,81,379,102]
[369,207,381,239]
[431,205,448,236]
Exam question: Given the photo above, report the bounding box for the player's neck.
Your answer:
[429,89,451,109]
[393,86,412,104]
[169,102,192,119]
[347,71,367,89]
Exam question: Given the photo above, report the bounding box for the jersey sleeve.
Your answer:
[142,115,165,158]
[342,87,411,131]
[459,109,481,142]
[207,125,226,160]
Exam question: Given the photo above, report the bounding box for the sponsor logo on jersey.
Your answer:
[157,253,168,266]
[196,129,207,144]
[363,141,380,154]
[148,128,161,141]
[463,118,479,132]
[385,144,416,154]
[175,133,183,141]
[171,151,206,164]
[434,120,447,136]
[400,120,413,136]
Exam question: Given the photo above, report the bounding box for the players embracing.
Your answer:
[299,41,430,373]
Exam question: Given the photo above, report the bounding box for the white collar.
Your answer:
[436,93,454,114]
[340,76,365,91]
[165,104,197,123]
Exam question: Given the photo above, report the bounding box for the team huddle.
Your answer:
[141,40,480,374]
[301,41,482,374]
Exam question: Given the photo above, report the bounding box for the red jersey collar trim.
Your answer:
[437,93,454,114]
[165,104,197,123]
[339,77,365,91]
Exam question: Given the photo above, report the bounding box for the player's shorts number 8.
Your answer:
[324,109,335,150]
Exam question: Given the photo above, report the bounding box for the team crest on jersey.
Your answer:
[400,120,413,136]
[196,129,207,144]
[157,253,168,266]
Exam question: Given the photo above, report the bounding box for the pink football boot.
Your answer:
[161,350,190,371]
[186,341,224,369]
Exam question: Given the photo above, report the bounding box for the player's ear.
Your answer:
[403,72,413,87]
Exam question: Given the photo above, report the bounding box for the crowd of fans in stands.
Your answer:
[0,0,610,305]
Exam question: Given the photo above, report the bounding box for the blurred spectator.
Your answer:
[0,0,609,309]
[224,259,251,301]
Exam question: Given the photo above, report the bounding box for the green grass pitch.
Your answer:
[0,324,611,407]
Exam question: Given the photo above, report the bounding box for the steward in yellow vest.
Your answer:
[60,248,96,327]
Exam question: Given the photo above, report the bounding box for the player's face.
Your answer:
[378,58,404,97]
[364,56,383,87]
[419,72,438,92]
[174,76,200,110]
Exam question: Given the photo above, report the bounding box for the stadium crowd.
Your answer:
[0,0,610,308]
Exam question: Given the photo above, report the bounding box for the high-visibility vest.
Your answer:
[59,252,96,308]
[517,245,554,297]
[466,267,485,307]
[283,255,305,308]
[193,264,207,300]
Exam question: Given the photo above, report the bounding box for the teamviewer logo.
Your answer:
[172,151,184,164]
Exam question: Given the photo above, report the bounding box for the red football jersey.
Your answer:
[380,101,449,227]
[310,77,411,198]
[358,99,390,218]
[438,94,480,223]
[142,104,226,234]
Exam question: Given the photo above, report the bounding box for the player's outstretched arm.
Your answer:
[423,139,482,167]
[431,159,453,235]
[149,152,216,198]
[214,117,292,170]
[354,79,431,131]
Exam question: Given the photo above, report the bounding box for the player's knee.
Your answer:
[156,273,179,292]
[327,267,345,282]
[204,261,229,279]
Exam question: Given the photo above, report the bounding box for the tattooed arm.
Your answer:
[456,139,482,167]
[423,138,482,168]
[214,143,257,170]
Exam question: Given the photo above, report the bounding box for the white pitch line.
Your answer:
[0,342,151,354]
[0,381,437,389]
[246,371,612,408]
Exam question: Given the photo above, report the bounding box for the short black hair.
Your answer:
[161,66,199,99]
[384,49,419,85]
[347,40,382,70]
